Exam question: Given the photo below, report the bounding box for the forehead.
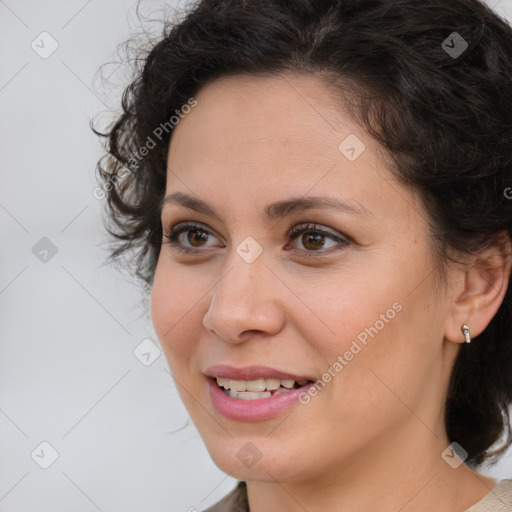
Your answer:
[171,71,352,148]
[163,72,423,227]
[167,72,367,180]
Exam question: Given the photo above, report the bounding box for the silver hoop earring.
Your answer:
[461,323,471,344]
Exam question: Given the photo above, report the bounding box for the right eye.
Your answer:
[163,222,222,254]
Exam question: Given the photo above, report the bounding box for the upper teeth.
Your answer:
[215,377,307,392]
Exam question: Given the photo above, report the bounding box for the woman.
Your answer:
[96,0,512,510]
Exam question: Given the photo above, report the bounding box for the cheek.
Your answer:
[310,278,436,425]
[150,262,205,364]
[150,265,175,343]
[296,271,402,357]
[295,266,425,405]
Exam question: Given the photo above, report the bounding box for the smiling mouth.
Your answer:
[212,376,314,400]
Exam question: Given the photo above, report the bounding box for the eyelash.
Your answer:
[162,221,350,258]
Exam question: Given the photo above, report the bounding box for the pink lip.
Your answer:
[205,367,316,422]
[205,364,314,382]
[207,378,315,421]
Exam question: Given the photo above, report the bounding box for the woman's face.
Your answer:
[151,72,459,483]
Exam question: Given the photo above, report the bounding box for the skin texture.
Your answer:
[151,72,509,512]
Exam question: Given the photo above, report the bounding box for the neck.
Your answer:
[245,419,496,512]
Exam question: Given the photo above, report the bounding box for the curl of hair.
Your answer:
[94,0,512,468]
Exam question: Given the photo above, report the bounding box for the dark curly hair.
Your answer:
[94,0,512,468]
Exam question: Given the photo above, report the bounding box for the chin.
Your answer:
[203,435,309,483]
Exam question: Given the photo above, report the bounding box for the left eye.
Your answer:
[163,221,349,255]
[287,223,349,254]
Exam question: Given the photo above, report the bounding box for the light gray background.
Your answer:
[1,1,512,511]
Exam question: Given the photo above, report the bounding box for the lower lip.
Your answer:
[207,377,315,422]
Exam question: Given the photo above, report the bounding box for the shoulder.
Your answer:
[200,479,512,511]
[465,479,512,512]
[202,481,248,512]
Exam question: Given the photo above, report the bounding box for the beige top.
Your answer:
[203,479,512,512]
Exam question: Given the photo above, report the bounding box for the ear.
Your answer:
[445,232,512,344]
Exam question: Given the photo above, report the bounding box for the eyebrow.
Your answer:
[160,191,371,222]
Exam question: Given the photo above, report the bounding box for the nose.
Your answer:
[202,249,285,344]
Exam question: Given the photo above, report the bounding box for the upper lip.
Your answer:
[205,365,315,382]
